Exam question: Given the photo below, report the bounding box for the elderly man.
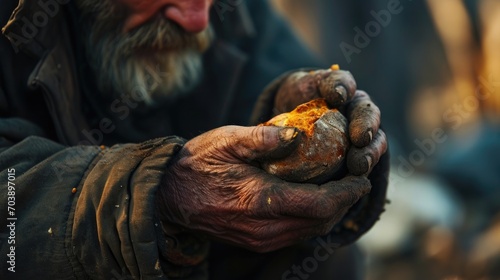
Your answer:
[0,0,388,279]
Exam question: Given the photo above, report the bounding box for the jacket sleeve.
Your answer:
[0,116,187,279]
[250,72,390,247]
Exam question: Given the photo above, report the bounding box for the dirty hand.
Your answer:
[157,125,371,253]
[274,68,387,175]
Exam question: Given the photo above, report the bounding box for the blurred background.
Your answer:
[270,0,500,279]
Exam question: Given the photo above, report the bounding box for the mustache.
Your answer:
[119,17,214,55]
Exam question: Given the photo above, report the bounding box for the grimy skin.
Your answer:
[347,90,382,148]
[348,129,388,176]
[274,69,357,115]
[274,69,387,177]
[346,91,387,175]
[158,126,371,253]
[158,68,386,253]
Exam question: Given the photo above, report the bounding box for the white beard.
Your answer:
[77,0,214,105]
[89,45,205,104]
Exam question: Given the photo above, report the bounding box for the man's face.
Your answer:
[76,0,215,104]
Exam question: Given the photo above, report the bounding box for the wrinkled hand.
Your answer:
[274,69,387,175]
[157,125,371,253]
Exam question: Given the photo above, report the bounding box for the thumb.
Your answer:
[229,126,301,161]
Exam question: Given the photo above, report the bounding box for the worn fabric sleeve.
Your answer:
[0,116,186,279]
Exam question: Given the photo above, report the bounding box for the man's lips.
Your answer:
[122,0,212,34]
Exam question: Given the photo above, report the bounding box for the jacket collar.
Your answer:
[1,0,70,57]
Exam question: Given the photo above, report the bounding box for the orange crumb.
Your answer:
[330,64,340,71]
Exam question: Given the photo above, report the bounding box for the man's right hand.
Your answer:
[157,125,371,253]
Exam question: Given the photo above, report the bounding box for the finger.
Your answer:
[347,129,387,176]
[212,216,326,253]
[318,70,357,108]
[227,125,301,161]
[274,71,322,113]
[347,90,381,147]
[214,175,371,252]
[320,176,372,212]
[259,176,371,220]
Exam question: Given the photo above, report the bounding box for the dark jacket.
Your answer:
[0,0,388,279]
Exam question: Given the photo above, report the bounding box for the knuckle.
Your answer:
[358,100,379,114]
[251,126,267,147]
[245,127,273,159]
[227,126,262,160]
[377,129,387,143]
[354,90,369,99]
[369,102,381,115]
[331,180,364,208]
[312,195,337,220]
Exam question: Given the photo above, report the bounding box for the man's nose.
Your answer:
[164,0,212,33]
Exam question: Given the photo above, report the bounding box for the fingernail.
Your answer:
[335,85,347,102]
[367,130,373,142]
[279,127,298,142]
[365,155,372,172]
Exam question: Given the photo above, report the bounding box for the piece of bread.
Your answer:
[261,99,349,183]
